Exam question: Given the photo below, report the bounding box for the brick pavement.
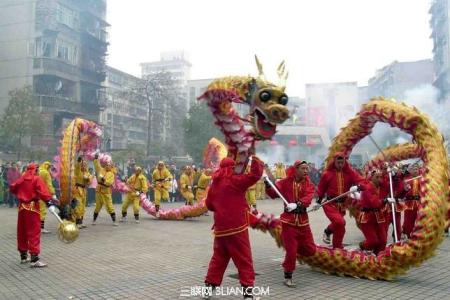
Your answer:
[0,200,449,299]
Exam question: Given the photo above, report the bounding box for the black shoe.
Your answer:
[323,229,331,244]
[242,286,253,299]
[202,283,216,299]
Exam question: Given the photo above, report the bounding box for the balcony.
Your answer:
[34,95,99,117]
[80,27,109,46]
[80,67,106,84]
[33,57,79,79]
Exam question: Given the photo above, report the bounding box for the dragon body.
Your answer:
[251,98,449,280]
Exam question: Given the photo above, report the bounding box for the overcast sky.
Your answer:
[106,0,433,97]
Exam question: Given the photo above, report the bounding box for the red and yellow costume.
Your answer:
[317,153,364,248]
[10,164,53,260]
[402,173,421,237]
[383,172,405,240]
[204,156,264,288]
[38,161,55,230]
[265,162,316,275]
[356,177,388,254]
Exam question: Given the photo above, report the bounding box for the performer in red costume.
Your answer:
[383,165,406,241]
[402,164,422,238]
[9,163,56,267]
[203,155,264,299]
[354,170,389,254]
[265,160,316,287]
[317,153,364,248]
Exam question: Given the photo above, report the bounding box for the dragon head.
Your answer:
[248,56,290,140]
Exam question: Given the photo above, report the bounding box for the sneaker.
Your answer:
[155,211,160,218]
[112,222,119,227]
[202,284,215,299]
[283,278,296,288]
[135,219,140,224]
[20,257,30,264]
[120,217,127,223]
[77,224,83,229]
[80,224,87,229]
[41,228,51,234]
[322,230,331,244]
[30,260,47,268]
[91,220,97,226]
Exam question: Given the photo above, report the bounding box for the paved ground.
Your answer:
[0,199,449,300]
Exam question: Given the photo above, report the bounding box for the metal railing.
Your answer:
[34,95,99,115]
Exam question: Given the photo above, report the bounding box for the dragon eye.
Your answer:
[259,91,271,102]
[279,94,288,105]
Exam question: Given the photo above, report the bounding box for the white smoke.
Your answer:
[256,144,287,166]
[403,84,450,135]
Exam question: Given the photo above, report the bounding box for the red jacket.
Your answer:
[317,154,364,199]
[359,179,386,209]
[382,173,406,212]
[206,157,264,237]
[266,175,315,227]
[10,164,53,203]
[356,179,386,224]
[403,174,421,210]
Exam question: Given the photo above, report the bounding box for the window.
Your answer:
[56,39,77,64]
[57,4,78,29]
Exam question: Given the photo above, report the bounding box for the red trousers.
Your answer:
[17,209,41,255]
[402,208,418,237]
[323,203,346,248]
[205,229,254,286]
[360,215,387,254]
[281,223,316,273]
[385,210,402,240]
[446,208,450,231]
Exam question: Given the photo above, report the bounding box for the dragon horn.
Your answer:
[255,55,265,80]
[277,60,285,78]
[277,60,288,92]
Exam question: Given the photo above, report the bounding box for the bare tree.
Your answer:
[127,71,178,157]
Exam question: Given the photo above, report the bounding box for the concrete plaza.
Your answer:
[0,199,449,299]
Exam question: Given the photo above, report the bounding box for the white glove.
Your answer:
[387,166,398,176]
[48,205,59,214]
[386,197,396,204]
[52,194,58,201]
[404,184,411,191]
[311,203,321,211]
[349,185,359,193]
[350,191,361,200]
[286,203,298,212]
[135,191,140,196]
